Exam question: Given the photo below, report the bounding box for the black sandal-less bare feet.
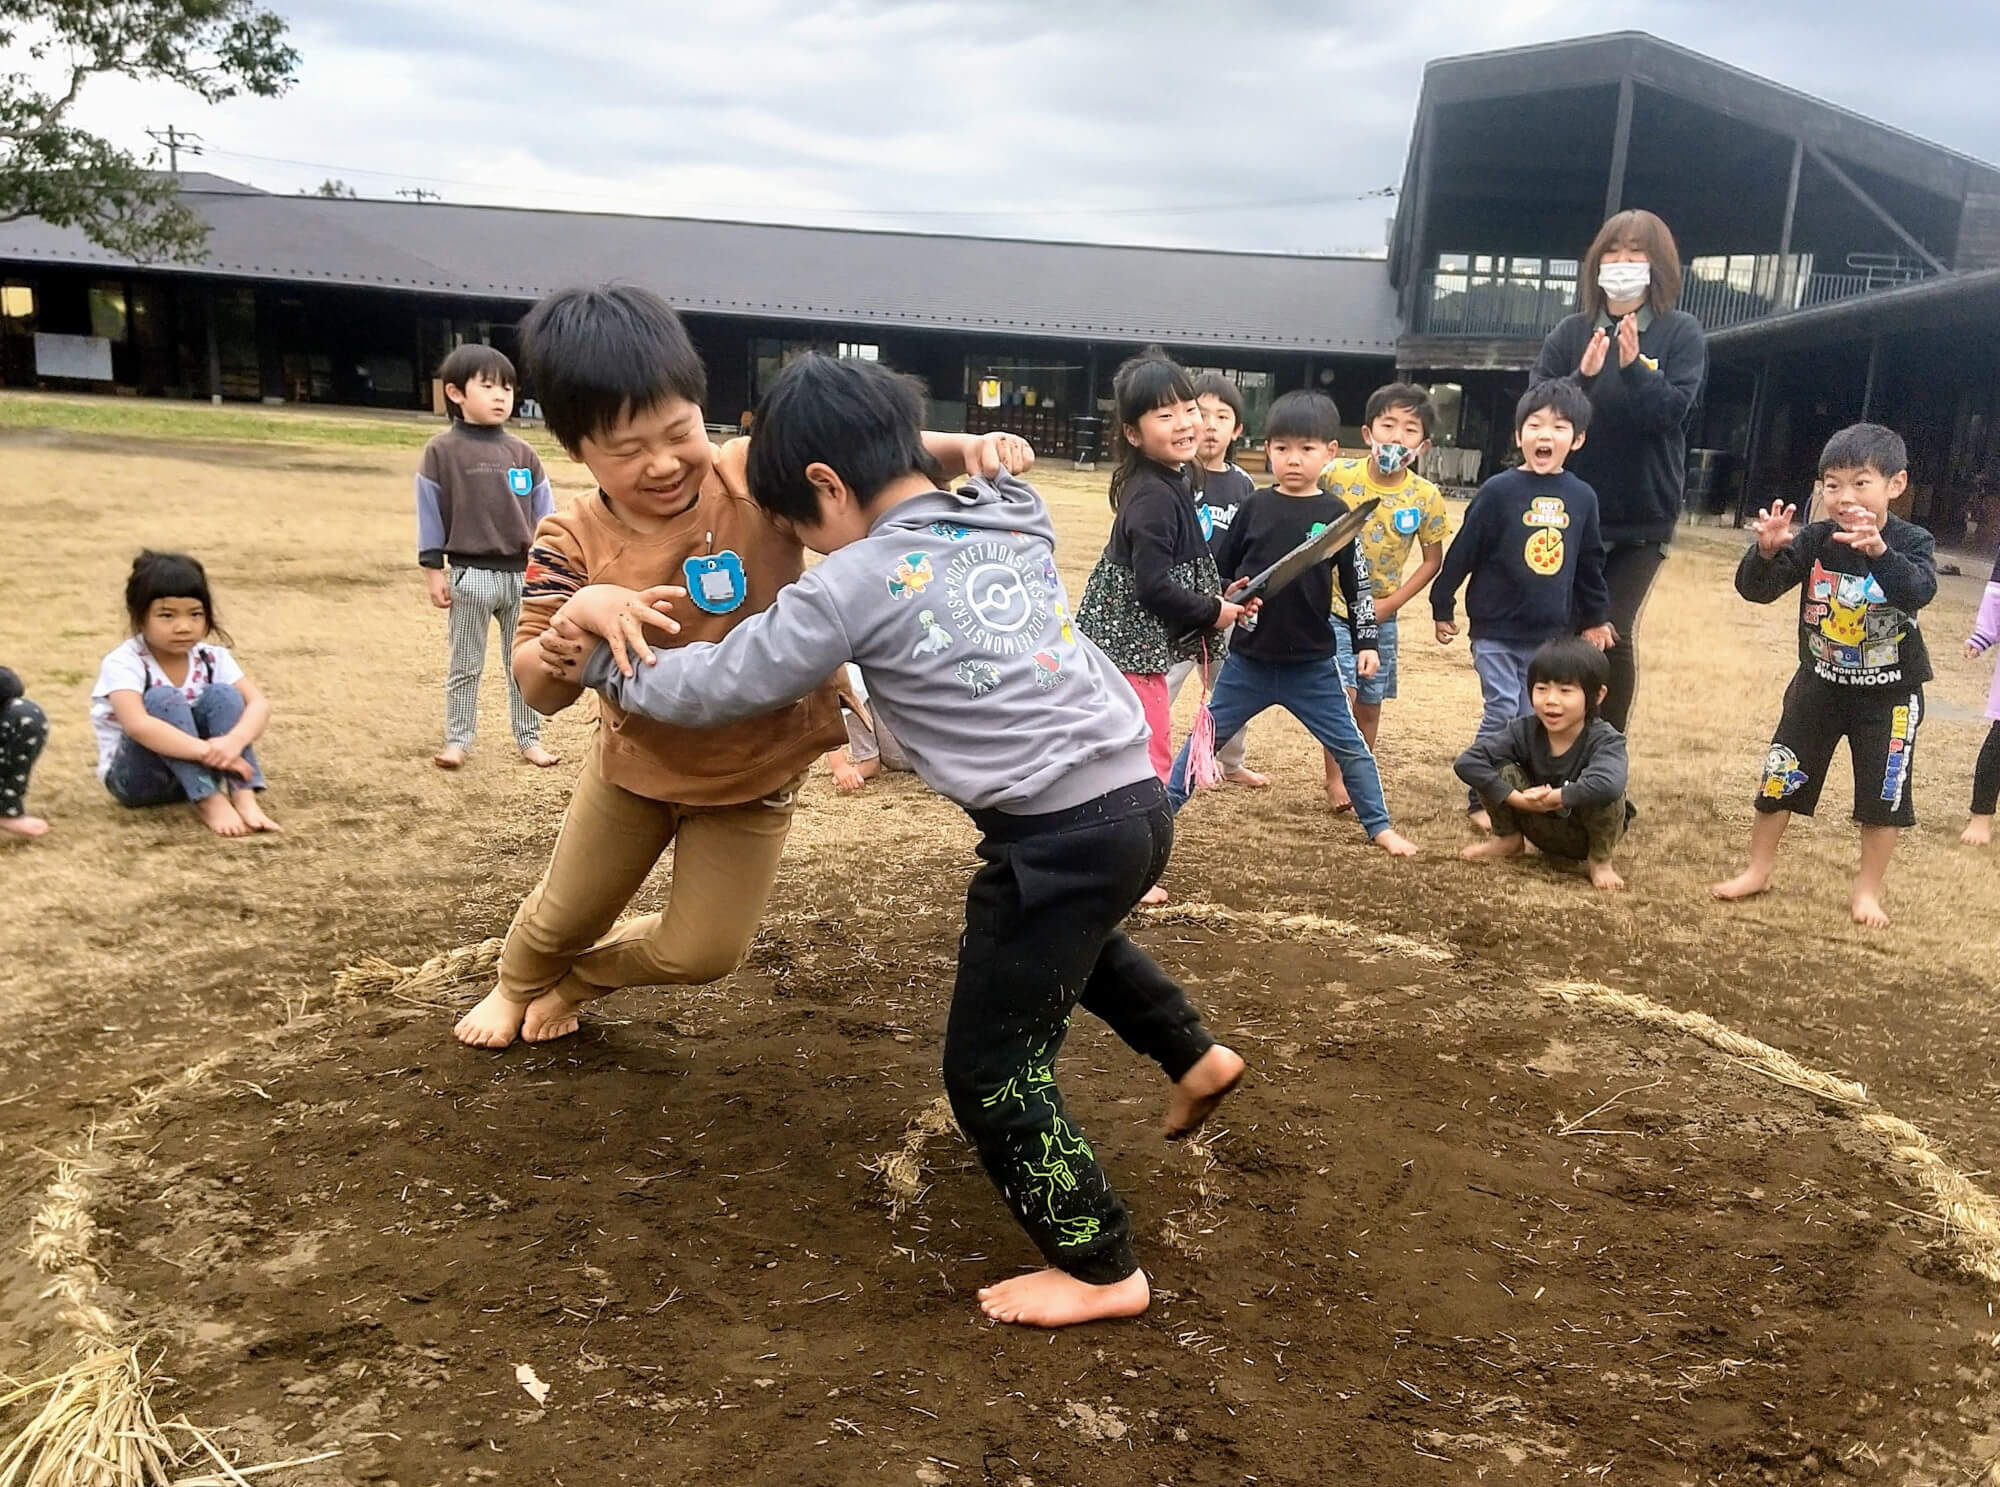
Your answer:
[1164,1044,1245,1140]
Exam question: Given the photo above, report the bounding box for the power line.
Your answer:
[197,145,1392,220]
[394,187,441,202]
[146,125,203,175]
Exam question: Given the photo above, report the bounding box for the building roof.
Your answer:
[1706,266,2000,355]
[0,183,1400,355]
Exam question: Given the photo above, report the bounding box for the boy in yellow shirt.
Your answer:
[1319,383,1450,811]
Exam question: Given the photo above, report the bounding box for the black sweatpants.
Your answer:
[1972,720,2000,817]
[1601,541,1668,734]
[0,697,47,819]
[950,779,1215,1286]
[1755,674,1922,828]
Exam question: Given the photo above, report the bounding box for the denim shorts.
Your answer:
[1332,616,1398,704]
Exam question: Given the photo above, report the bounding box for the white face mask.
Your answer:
[1598,261,1652,303]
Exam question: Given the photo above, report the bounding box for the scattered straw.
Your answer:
[1142,902,1453,963]
[865,1096,959,1219]
[1540,979,2000,1287]
[331,937,503,1004]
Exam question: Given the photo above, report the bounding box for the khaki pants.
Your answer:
[498,752,796,1005]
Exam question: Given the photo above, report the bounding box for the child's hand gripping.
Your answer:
[1749,501,1799,557]
[1509,784,1566,815]
[543,583,685,681]
[1217,577,1261,630]
[967,431,1035,477]
[1434,619,1458,645]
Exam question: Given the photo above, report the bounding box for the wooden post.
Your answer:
[1604,75,1635,220]
[203,285,221,404]
[1738,356,1773,526]
[1405,116,1436,323]
[1861,333,1881,420]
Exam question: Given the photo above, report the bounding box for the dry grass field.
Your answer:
[2,391,1998,1485]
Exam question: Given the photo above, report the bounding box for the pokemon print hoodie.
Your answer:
[1735,516,1936,690]
[582,470,1155,815]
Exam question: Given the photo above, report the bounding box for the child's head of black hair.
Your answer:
[1264,389,1341,443]
[1515,379,1593,435]
[516,284,707,453]
[125,550,230,643]
[1818,422,1907,480]
[1528,635,1610,716]
[744,353,941,529]
[1108,351,1200,508]
[1192,371,1247,430]
[436,343,516,420]
[1363,382,1436,438]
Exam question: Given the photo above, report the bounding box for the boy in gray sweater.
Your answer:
[534,354,1243,1330]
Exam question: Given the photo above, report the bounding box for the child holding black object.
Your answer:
[1456,637,1632,889]
[538,354,1244,1329]
[1166,390,1419,855]
[1713,424,1936,928]
[1431,382,1614,828]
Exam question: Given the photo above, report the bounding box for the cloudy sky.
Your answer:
[57,0,2000,254]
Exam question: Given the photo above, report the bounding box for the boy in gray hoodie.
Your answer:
[533,354,1244,1330]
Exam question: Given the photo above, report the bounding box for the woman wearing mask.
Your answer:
[1530,209,1707,736]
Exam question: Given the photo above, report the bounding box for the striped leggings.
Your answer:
[444,565,540,750]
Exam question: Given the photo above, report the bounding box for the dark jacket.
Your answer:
[1455,715,1629,811]
[1531,308,1707,545]
[1077,460,1227,673]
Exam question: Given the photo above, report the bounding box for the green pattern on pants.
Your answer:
[982,1053,1103,1249]
[1485,762,1628,861]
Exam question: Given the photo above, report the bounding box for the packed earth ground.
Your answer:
[2,392,1998,1485]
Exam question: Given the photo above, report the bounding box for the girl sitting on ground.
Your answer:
[90,551,280,838]
[1964,548,2000,846]
[0,665,50,839]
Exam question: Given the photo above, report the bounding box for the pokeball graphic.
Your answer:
[683,551,747,614]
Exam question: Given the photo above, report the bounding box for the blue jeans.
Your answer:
[105,683,266,807]
[1466,636,1540,810]
[1168,652,1391,838]
[1332,616,1399,704]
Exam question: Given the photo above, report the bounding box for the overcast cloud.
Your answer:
[56,0,2000,254]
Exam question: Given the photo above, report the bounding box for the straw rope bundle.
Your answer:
[331,937,504,1004]
[866,1096,960,1219]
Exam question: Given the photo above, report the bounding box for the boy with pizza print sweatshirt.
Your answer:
[1431,381,1613,823]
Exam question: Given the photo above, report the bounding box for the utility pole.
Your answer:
[395,187,441,203]
[146,126,203,175]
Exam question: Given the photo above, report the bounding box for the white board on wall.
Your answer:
[34,333,114,381]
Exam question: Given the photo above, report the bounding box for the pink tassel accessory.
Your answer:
[1186,642,1225,792]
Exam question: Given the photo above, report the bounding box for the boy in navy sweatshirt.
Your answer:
[1166,390,1418,854]
[1431,381,1613,826]
[1712,423,1936,928]
[532,353,1244,1331]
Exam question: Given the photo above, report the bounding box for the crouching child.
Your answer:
[1454,636,1632,889]
[537,353,1244,1330]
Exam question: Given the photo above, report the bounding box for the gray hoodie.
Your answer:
[582,471,1154,815]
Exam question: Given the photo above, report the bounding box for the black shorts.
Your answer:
[1755,674,1922,828]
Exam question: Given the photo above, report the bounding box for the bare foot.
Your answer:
[0,815,49,839]
[1850,892,1891,929]
[1460,833,1525,861]
[454,986,529,1049]
[231,790,282,833]
[1139,884,1170,907]
[1222,767,1270,789]
[433,744,467,770]
[521,986,585,1042]
[1710,868,1771,902]
[829,754,868,791]
[1963,815,1994,847]
[1325,787,1353,814]
[1586,858,1626,891]
[1372,828,1420,857]
[520,743,561,768]
[1164,1044,1245,1140]
[196,793,252,838]
[978,1267,1150,1328]
[1467,807,1493,834]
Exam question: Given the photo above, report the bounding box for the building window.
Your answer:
[838,342,879,361]
[1184,365,1275,440]
[88,282,128,341]
[0,283,32,324]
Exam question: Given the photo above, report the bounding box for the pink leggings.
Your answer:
[1122,671,1173,781]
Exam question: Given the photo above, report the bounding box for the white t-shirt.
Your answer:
[90,637,245,781]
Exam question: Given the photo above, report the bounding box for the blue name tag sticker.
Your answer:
[1392,506,1422,536]
[1197,505,1215,541]
[507,467,534,497]
[683,551,747,614]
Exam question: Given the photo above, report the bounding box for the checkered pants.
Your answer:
[444,565,540,750]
